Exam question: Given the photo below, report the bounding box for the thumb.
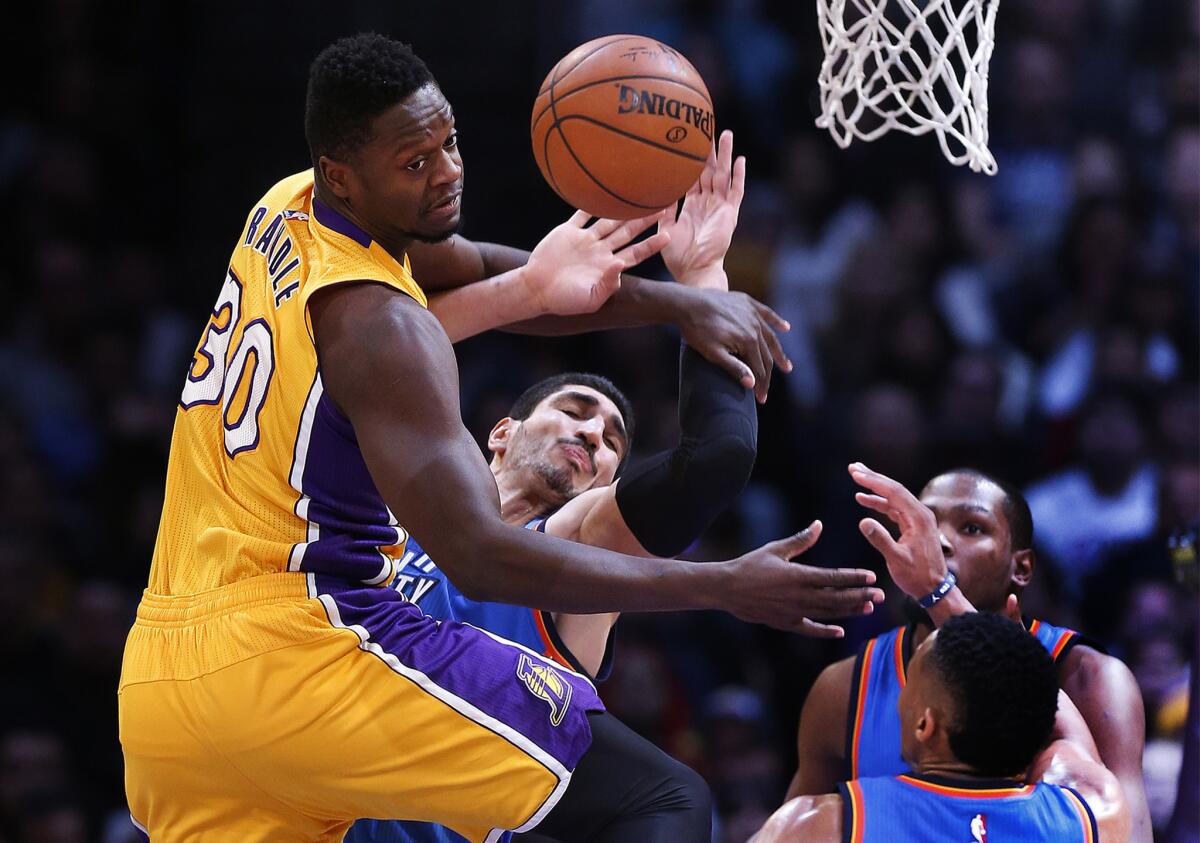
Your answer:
[1003,593,1022,624]
[768,520,823,561]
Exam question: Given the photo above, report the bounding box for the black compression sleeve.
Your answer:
[614,343,757,557]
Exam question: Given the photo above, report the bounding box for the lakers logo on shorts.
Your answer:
[516,653,572,727]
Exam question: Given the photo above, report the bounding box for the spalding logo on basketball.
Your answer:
[532,35,715,219]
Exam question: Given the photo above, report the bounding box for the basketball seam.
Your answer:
[536,34,642,96]
[551,114,708,163]
[545,113,664,212]
[530,73,713,131]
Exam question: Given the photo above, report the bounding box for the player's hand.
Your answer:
[675,286,792,403]
[849,462,949,598]
[719,521,884,636]
[523,210,670,316]
[659,129,745,290]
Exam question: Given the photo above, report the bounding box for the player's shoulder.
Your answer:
[1059,644,1141,700]
[804,653,858,714]
[754,793,842,843]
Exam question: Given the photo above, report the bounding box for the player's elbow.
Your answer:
[685,430,756,498]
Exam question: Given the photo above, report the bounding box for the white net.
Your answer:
[814,0,1001,174]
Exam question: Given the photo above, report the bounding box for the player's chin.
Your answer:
[411,207,463,243]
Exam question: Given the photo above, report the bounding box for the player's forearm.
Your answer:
[427,266,546,342]
[443,515,725,612]
[501,273,681,335]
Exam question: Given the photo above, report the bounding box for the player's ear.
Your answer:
[915,706,939,745]
[1011,548,1034,589]
[487,417,516,457]
[319,156,353,200]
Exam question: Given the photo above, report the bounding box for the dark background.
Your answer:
[0,1,1196,840]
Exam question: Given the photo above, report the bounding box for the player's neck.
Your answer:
[312,181,413,261]
[492,466,553,526]
[913,756,1003,782]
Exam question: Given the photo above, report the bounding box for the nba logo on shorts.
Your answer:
[516,653,572,726]
[970,813,987,842]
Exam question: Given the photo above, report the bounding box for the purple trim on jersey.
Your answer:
[312,196,372,248]
[314,576,603,771]
[296,390,401,581]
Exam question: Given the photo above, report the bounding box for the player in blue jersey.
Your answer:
[788,465,1152,843]
[348,120,846,843]
[754,613,1131,843]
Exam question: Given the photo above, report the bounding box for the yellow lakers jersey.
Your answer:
[148,171,427,595]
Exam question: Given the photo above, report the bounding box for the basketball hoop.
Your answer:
[814,0,1001,174]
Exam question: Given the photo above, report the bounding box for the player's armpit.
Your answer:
[790,657,856,799]
[545,486,650,558]
[1061,648,1152,843]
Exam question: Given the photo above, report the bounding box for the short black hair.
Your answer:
[508,373,635,471]
[938,468,1034,551]
[929,613,1059,777]
[305,33,435,165]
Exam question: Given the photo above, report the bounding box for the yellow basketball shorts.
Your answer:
[118,573,603,842]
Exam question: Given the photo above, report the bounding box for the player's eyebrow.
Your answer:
[559,391,628,450]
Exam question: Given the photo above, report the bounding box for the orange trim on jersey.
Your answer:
[851,639,878,778]
[894,627,908,689]
[1061,787,1097,843]
[531,609,574,671]
[897,775,1035,799]
[1028,619,1042,636]
[846,779,866,843]
[1051,630,1077,661]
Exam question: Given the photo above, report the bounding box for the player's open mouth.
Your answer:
[427,192,461,218]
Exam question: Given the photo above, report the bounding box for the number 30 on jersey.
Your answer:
[181,269,276,457]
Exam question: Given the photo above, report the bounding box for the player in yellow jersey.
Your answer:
[119,34,883,842]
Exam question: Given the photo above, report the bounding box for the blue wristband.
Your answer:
[917,571,957,608]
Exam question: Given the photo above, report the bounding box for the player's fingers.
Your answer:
[859,517,903,558]
[1003,593,1022,624]
[662,197,681,228]
[753,299,790,333]
[615,230,670,268]
[769,520,824,560]
[710,347,756,389]
[848,462,922,508]
[730,154,747,208]
[753,326,773,403]
[700,143,717,195]
[599,210,667,246]
[760,316,793,372]
[794,618,846,639]
[567,209,592,228]
[797,585,886,619]
[854,492,895,518]
[716,129,734,188]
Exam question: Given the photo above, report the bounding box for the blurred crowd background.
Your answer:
[1,1,1196,841]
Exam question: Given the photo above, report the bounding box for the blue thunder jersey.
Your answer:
[346,520,615,843]
[839,774,1099,843]
[846,619,1099,779]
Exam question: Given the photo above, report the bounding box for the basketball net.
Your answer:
[814,0,1000,174]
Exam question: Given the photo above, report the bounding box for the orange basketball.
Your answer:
[531,35,714,220]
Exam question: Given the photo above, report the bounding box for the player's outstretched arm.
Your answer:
[1030,693,1132,843]
[311,281,882,624]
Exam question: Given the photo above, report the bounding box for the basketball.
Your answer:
[531,35,714,219]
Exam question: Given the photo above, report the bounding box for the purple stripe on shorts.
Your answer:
[312,197,373,248]
[298,391,401,581]
[315,576,602,771]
